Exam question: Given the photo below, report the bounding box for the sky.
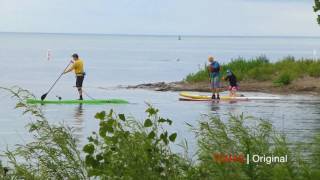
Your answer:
[0,0,319,36]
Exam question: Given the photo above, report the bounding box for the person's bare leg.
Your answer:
[212,88,216,99]
[215,77,220,99]
[77,87,83,100]
[232,90,237,97]
[216,88,220,99]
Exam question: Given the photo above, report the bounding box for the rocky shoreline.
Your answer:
[125,77,320,95]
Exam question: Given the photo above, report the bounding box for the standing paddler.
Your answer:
[208,56,221,99]
[64,53,85,100]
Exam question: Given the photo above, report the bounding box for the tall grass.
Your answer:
[190,114,320,179]
[185,56,320,85]
[0,87,87,179]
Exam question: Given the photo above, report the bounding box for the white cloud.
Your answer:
[0,0,318,36]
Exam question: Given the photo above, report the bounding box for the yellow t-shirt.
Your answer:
[71,59,84,76]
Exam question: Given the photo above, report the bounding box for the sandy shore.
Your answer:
[125,77,320,95]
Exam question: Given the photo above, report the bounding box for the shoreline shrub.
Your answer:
[185,56,320,85]
[274,72,293,86]
[83,105,190,179]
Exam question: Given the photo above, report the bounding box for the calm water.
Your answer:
[0,33,320,154]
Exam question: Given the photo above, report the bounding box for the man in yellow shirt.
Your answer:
[64,53,85,100]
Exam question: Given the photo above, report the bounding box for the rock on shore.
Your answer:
[125,77,320,95]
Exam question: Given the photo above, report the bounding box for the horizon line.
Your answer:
[1,31,320,38]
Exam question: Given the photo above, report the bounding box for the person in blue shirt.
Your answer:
[208,56,221,99]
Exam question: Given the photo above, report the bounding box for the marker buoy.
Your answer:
[47,49,52,61]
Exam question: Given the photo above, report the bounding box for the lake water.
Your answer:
[0,33,320,155]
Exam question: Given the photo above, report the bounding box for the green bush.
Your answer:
[223,56,270,81]
[185,68,209,82]
[2,87,320,179]
[247,64,274,81]
[307,64,320,77]
[83,105,190,179]
[185,56,320,84]
[274,72,293,86]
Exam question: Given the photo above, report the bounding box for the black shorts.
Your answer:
[76,76,84,88]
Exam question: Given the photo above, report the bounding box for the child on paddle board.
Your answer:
[208,56,221,99]
[224,69,238,97]
[64,53,85,100]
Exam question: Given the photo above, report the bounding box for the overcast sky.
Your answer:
[0,0,319,36]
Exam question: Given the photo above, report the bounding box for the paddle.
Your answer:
[41,61,72,101]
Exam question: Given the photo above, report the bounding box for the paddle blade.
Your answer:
[41,93,48,101]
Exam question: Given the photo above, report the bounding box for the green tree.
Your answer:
[314,0,320,24]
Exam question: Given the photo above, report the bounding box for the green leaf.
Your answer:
[95,111,106,120]
[85,155,99,168]
[158,118,172,125]
[106,119,115,127]
[148,131,156,139]
[118,114,126,121]
[99,122,108,137]
[106,126,114,133]
[146,107,159,116]
[169,133,177,142]
[83,144,95,154]
[108,109,114,117]
[110,136,118,144]
[158,118,166,123]
[28,124,38,132]
[105,119,115,133]
[144,119,153,127]
[160,131,169,144]
[87,136,94,142]
[96,154,103,161]
[99,122,113,134]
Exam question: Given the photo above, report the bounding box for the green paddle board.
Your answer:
[26,99,129,104]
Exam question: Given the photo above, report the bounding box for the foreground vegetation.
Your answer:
[185,56,320,86]
[0,87,320,179]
